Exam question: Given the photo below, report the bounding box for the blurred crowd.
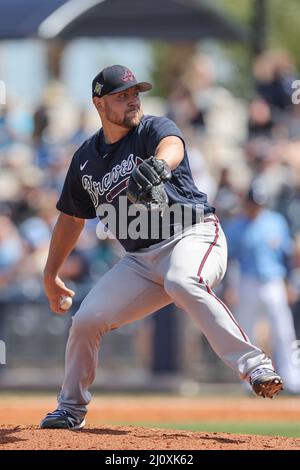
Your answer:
[1,49,300,387]
[0,84,121,304]
[166,49,300,390]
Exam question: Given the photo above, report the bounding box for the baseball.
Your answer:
[59,295,73,311]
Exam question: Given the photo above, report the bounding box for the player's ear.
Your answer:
[93,97,105,112]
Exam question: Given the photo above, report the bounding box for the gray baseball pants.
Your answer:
[58,214,274,418]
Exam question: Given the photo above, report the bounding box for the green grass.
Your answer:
[109,421,300,438]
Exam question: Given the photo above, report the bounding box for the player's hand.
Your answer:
[44,274,75,315]
[126,156,171,210]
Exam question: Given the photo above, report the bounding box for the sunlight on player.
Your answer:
[40,66,283,430]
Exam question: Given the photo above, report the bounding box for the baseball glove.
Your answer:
[126,156,172,210]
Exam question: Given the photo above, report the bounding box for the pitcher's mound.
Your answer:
[1,425,300,450]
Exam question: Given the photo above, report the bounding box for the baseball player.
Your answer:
[40,65,283,430]
[225,182,300,393]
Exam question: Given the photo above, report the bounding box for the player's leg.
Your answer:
[47,258,170,423]
[262,279,300,392]
[161,216,276,379]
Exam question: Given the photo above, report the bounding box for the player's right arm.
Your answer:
[46,146,96,314]
[44,212,85,315]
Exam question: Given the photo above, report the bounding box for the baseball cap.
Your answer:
[92,65,152,98]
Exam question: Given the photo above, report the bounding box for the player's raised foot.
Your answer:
[249,368,284,399]
[40,409,85,430]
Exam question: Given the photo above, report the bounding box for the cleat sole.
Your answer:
[253,378,284,399]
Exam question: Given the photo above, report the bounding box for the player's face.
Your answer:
[103,87,142,128]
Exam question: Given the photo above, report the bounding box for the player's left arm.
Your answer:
[126,133,184,206]
[155,136,184,170]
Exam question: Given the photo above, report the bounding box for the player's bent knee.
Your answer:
[71,309,112,336]
[164,274,209,301]
[164,276,189,299]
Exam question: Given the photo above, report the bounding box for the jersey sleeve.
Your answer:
[145,116,185,156]
[56,155,96,219]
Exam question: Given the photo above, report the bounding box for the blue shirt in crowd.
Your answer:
[225,209,293,281]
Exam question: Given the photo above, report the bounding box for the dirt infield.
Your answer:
[1,424,300,450]
[1,395,300,450]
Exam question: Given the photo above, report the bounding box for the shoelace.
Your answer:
[250,368,275,383]
[47,409,69,418]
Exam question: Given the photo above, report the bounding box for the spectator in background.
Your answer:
[244,138,293,210]
[287,234,300,339]
[68,110,90,147]
[0,106,15,151]
[0,214,25,289]
[166,81,205,132]
[213,167,241,229]
[166,53,239,137]
[32,103,50,168]
[247,98,275,139]
[225,180,300,393]
[33,104,49,145]
[253,50,296,111]
[275,170,300,237]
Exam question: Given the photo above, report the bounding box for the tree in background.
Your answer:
[151,1,299,100]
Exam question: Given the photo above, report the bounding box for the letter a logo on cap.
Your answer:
[122,68,135,82]
[94,81,103,96]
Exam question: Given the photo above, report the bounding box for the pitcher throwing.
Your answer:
[40,65,283,430]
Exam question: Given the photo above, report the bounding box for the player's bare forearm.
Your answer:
[44,212,85,279]
[44,212,85,314]
[155,135,184,170]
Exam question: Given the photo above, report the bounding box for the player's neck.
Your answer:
[102,123,131,144]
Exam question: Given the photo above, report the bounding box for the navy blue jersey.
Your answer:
[57,115,214,251]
